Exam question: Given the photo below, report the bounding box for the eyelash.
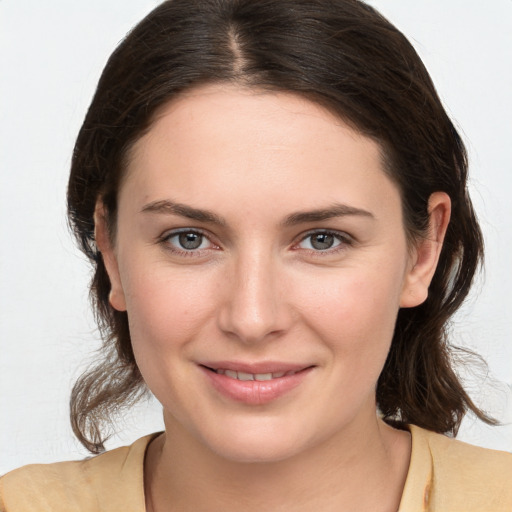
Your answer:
[159,228,218,257]
[158,228,353,257]
[292,229,354,256]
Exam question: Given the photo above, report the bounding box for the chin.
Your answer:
[193,415,329,465]
[209,435,306,464]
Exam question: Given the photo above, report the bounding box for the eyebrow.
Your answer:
[141,200,227,226]
[141,199,374,227]
[282,203,374,226]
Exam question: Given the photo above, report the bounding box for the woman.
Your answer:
[1,0,511,510]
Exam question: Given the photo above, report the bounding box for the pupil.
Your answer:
[179,232,202,250]
[311,233,334,250]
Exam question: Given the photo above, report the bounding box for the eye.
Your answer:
[162,229,214,252]
[296,231,350,252]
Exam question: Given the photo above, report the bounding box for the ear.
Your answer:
[400,192,451,308]
[94,201,127,312]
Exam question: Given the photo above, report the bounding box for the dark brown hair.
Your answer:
[68,0,495,453]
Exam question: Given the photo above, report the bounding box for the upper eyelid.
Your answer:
[295,228,353,243]
[291,230,355,256]
[158,227,353,250]
[159,227,218,251]
[160,227,212,241]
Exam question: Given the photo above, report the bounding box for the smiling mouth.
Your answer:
[200,364,314,404]
[203,367,301,381]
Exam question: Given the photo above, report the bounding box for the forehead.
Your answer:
[122,83,401,221]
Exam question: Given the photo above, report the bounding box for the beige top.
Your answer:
[1,425,511,511]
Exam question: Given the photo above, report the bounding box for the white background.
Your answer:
[1,1,511,474]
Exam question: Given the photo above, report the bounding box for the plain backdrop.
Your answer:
[1,1,511,474]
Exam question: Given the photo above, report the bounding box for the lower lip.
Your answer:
[200,366,313,405]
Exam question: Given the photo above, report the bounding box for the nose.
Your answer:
[217,249,292,344]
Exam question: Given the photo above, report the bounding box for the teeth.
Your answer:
[254,373,273,381]
[215,369,297,380]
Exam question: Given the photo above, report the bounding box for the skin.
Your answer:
[95,84,450,511]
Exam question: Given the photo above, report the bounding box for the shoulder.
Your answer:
[410,425,512,511]
[0,434,158,512]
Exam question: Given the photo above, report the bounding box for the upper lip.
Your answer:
[199,361,313,374]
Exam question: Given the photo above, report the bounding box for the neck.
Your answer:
[144,410,411,512]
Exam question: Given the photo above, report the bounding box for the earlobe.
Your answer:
[400,192,451,308]
[94,202,127,312]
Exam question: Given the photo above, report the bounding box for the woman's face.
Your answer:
[99,84,444,463]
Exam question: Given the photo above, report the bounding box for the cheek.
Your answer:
[120,264,222,414]
[291,263,404,360]
[120,262,219,357]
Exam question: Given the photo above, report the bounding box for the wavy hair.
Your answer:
[67,0,495,453]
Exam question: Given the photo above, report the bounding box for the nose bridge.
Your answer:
[218,245,288,343]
